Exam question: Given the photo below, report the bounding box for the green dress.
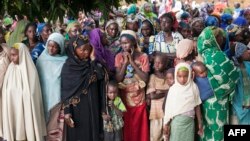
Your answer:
[197,27,239,141]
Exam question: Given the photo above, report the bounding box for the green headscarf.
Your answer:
[140,2,157,20]
[197,27,239,100]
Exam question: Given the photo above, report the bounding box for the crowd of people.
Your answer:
[0,0,250,141]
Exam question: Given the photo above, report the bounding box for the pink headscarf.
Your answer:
[176,39,194,59]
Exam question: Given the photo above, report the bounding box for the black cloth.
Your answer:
[61,40,106,141]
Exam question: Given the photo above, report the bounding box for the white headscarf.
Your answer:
[2,43,46,140]
[164,62,201,124]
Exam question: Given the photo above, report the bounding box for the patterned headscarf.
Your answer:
[190,17,204,28]
[235,42,248,58]
[221,13,233,30]
[226,24,243,38]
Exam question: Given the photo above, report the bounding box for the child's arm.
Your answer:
[148,89,168,100]
[195,105,203,136]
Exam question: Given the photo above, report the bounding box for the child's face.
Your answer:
[10,48,19,64]
[166,73,174,86]
[107,85,118,100]
[181,28,191,38]
[177,70,189,85]
[154,56,165,72]
[141,22,152,37]
[47,41,60,56]
[120,36,134,52]
[75,44,92,60]
[193,66,207,78]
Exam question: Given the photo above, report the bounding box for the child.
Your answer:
[191,61,214,101]
[2,43,46,140]
[163,62,203,141]
[102,80,126,141]
[146,53,169,141]
[162,68,175,112]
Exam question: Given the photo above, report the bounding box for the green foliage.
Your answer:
[0,0,137,23]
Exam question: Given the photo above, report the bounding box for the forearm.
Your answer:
[113,106,123,117]
[131,62,148,82]
[195,105,202,125]
[116,64,127,82]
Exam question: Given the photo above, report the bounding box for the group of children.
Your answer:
[102,51,214,141]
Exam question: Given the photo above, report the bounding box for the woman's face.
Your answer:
[192,22,204,36]
[10,48,19,64]
[141,22,152,37]
[120,36,134,52]
[215,35,224,48]
[160,17,173,32]
[177,70,189,85]
[75,43,92,60]
[26,26,36,40]
[144,5,151,13]
[244,13,250,24]
[107,23,119,38]
[126,22,139,32]
[47,41,60,56]
[41,26,52,42]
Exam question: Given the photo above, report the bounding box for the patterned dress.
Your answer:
[197,27,239,141]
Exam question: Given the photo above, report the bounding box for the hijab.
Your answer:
[164,62,201,124]
[176,39,194,59]
[36,33,67,120]
[89,28,115,71]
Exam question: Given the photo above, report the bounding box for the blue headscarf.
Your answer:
[205,16,219,27]
[233,17,248,27]
[36,33,67,121]
[220,14,233,30]
[37,23,46,36]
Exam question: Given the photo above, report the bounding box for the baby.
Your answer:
[192,61,214,101]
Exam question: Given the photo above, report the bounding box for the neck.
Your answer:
[164,31,172,36]
[155,71,165,78]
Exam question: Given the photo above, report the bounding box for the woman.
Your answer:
[176,39,196,65]
[220,13,233,30]
[89,28,115,72]
[31,23,52,63]
[61,35,107,141]
[197,27,239,141]
[190,17,205,39]
[153,12,183,66]
[36,32,67,140]
[140,2,157,23]
[65,21,80,40]
[22,22,40,52]
[115,30,149,141]
[231,42,250,125]
[138,19,155,55]
[2,43,46,141]
[105,20,121,55]
[0,43,10,139]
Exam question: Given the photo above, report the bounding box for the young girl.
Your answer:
[162,68,175,113]
[115,30,149,141]
[102,80,126,141]
[2,43,46,141]
[163,62,203,141]
[146,53,169,141]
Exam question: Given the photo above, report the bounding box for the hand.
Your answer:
[90,47,95,61]
[64,114,75,128]
[108,100,114,108]
[163,124,170,139]
[197,123,203,136]
[123,52,129,66]
[102,113,111,121]
[146,98,151,106]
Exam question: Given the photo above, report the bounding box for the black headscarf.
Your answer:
[61,36,97,104]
